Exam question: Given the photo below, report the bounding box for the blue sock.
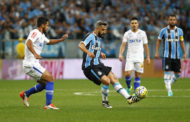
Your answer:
[25,83,45,97]
[102,85,109,101]
[46,82,54,105]
[125,76,132,89]
[134,77,141,91]
[175,74,180,79]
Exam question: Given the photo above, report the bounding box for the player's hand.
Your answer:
[155,52,160,59]
[87,52,95,58]
[34,54,42,59]
[100,52,106,59]
[61,33,69,41]
[183,53,186,60]
[119,54,124,61]
[146,57,150,64]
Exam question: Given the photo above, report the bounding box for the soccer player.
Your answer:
[20,17,68,109]
[119,17,150,95]
[78,20,141,109]
[155,14,186,96]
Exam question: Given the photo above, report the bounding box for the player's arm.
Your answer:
[47,34,68,45]
[26,40,41,59]
[144,44,150,64]
[78,42,95,58]
[119,42,126,61]
[100,52,106,59]
[155,39,161,59]
[180,40,186,59]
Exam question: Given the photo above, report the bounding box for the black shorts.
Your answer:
[162,58,181,72]
[83,65,112,85]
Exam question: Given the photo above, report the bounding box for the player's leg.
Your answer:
[20,65,46,107]
[41,70,59,109]
[171,59,181,85]
[133,72,142,95]
[108,72,140,104]
[163,58,173,96]
[133,62,143,95]
[124,61,134,94]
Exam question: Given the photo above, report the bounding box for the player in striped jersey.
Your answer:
[78,20,141,108]
[155,14,186,96]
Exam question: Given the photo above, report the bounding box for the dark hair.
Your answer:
[168,14,176,18]
[37,17,48,27]
[130,17,139,21]
[95,20,107,28]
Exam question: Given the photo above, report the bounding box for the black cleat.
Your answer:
[102,101,112,108]
[127,96,141,104]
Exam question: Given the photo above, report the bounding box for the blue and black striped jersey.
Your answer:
[81,32,103,70]
[158,26,184,59]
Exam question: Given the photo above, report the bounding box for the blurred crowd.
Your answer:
[0,0,190,41]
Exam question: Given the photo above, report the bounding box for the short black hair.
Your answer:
[130,17,139,21]
[95,20,107,28]
[37,17,48,27]
[168,14,176,18]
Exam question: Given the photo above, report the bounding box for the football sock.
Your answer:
[112,82,130,99]
[164,72,172,92]
[101,85,109,101]
[125,76,132,89]
[134,77,141,91]
[46,82,54,105]
[25,83,45,97]
[171,74,180,84]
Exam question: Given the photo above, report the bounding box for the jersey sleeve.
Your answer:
[179,28,184,41]
[44,36,50,44]
[143,31,148,44]
[158,28,165,40]
[27,30,39,42]
[82,35,93,46]
[122,32,128,42]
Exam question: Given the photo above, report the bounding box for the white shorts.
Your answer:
[125,61,144,73]
[23,62,46,80]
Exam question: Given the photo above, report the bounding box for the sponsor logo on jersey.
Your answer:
[129,39,142,43]
[92,45,101,50]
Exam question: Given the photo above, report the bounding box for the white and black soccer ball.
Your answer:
[135,86,148,98]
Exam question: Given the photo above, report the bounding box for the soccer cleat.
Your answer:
[20,91,29,107]
[44,103,59,110]
[126,86,132,94]
[127,96,140,104]
[168,91,173,96]
[102,101,112,108]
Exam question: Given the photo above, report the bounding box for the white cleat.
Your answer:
[44,103,59,110]
[20,91,29,107]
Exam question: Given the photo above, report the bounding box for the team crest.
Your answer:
[98,71,102,75]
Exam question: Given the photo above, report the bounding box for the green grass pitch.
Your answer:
[0,78,190,122]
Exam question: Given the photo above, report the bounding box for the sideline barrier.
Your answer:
[1,59,190,80]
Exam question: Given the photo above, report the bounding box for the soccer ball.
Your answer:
[135,86,148,98]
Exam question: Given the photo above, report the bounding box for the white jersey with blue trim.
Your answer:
[122,29,148,62]
[23,29,50,66]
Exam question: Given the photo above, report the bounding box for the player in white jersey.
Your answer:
[119,17,150,95]
[20,17,68,110]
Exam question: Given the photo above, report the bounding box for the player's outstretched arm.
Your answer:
[180,41,186,59]
[47,33,68,45]
[119,42,126,61]
[78,42,95,58]
[155,39,161,59]
[27,39,42,59]
[144,44,150,64]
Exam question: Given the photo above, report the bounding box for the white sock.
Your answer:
[112,82,130,99]
[164,72,172,92]
[101,85,109,101]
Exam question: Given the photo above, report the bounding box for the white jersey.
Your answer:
[122,29,148,62]
[23,29,50,66]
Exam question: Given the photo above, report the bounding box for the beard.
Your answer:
[43,28,47,33]
[98,32,104,38]
[169,24,176,28]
